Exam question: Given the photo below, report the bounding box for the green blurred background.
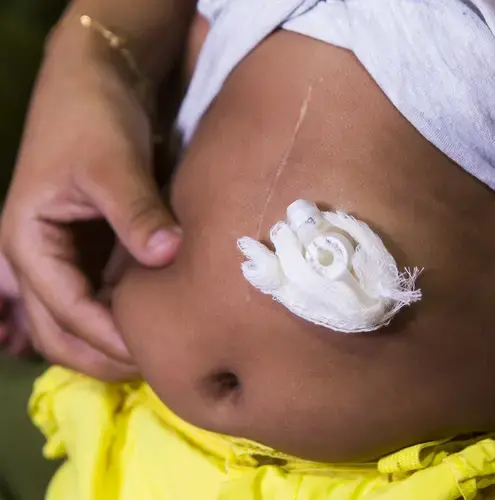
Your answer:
[0,0,67,198]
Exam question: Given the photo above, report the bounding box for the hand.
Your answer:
[1,46,181,381]
[0,247,31,357]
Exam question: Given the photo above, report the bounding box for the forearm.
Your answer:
[46,0,197,85]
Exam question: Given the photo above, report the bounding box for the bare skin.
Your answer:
[0,0,196,378]
[112,27,495,464]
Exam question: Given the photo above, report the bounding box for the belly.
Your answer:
[113,31,495,462]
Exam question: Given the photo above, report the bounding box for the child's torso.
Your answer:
[113,31,495,463]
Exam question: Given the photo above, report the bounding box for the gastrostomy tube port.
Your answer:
[287,200,354,281]
[238,199,422,333]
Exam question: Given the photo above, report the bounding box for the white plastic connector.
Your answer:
[238,199,422,333]
[287,200,354,280]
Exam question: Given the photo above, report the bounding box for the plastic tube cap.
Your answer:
[286,200,320,232]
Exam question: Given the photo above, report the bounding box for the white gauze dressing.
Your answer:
[238,200,422,333]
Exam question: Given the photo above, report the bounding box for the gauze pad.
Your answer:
[238,200,422,333]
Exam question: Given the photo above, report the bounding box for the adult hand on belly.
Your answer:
[1,35,182,382]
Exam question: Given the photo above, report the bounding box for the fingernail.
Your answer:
[147,227,182,254]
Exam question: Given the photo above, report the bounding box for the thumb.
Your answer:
[90,164,182,267]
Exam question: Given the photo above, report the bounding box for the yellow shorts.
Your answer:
[29,367,495,499]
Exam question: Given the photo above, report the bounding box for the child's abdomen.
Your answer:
[113,30,495,462]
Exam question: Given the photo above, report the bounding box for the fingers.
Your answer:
[10,220,132,363]
[23,288,138,382]
[6,300,32,356]
[0,250,19,298]
[30,254,131,363]
[103,242,137,288]
[86,159,182,267]
[0,299,31,356]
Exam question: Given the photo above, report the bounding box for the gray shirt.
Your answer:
[178,0,495,190]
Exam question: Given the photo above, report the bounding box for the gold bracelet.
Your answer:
[80,15,155,117]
